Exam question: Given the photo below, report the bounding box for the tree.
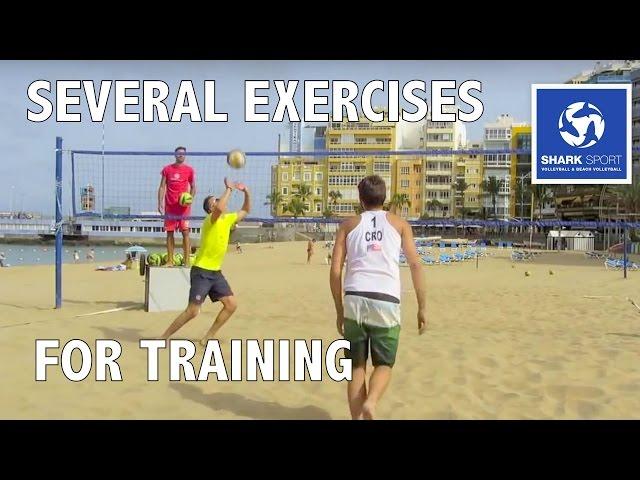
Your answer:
[328,190,342,206]
[613,177,640,214]
[481,176,503,219]
[454,178,469,220]
[264,190,283,216]
[389,193,412,215]
[612,177,640,241]
[284,197,306,219]
[426,198,443,217]
[531,185,552,221]
[296,183,312,202]
[322,207,333,219]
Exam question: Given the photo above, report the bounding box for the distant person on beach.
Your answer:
[73,250,80,263]
[330,175,427,420]
[0,251,5,267]
[158,146,196,267]
[236,242,243,254]
[86,249,95,262]
[307,238,315,264]
[161,178,251,346]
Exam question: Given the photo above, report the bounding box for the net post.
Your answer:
[623,224,628,279]
[71,152,77,217]
[55,136,63,309]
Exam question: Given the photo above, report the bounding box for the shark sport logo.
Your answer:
[558,102,605,148]
[532,84,631,185]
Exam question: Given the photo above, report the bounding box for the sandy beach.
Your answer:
[1,241,640,419]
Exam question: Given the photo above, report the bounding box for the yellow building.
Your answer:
[325,112,396,216]
[423,119,460,218]
[271,156,327,217]
[454,142,483,218]
[393,156,423,218]
[510,125,532,219]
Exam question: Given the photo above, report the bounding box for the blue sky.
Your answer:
[0,60,598,217]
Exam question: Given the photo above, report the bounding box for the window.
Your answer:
[293,172,300,181]
[401,180,410,187]
[426,121,450,129]
[426,133,453,142]
[315,203,322,212]
[333,204,354,213]
[282,172,289,181]
[303,172,311,182]
[400,167,410,175]
[315,187,322,196]
[282,187,288,195]
[373,162,390,173]
[315,172,323,181]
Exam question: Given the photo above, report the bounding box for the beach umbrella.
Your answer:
[124,245,148,254]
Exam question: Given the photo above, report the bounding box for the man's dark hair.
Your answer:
[358,175,387,208]
[203,195,216,214]
[175,146,187,153]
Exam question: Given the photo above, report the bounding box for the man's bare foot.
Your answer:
[361,401,375,420]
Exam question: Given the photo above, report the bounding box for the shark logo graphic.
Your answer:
[577,121,599,148]
[557,101,605,149]
[558,109,579,137]
[572,102,604,120]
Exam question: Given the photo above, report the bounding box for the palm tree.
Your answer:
[389,193,412,215]
[328,190,342,206]
[264,189,283,216]
[612,177,640,242]
[454,178,469,220]
[322,207,333,219]
[613,178,640,213]
[284,197,306,219]
[426,198,443,217]
[481,176,503,219]
[296,183,312,202]
[531,185,552,221]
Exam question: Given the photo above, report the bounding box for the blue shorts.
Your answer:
[189,266,233,304]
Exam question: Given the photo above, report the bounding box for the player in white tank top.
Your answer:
[343,210,402,302]
[329,175,427,420]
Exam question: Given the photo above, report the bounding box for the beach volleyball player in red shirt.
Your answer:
[157,146,196,267]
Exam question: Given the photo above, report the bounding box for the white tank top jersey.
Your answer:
[343,210,402,302]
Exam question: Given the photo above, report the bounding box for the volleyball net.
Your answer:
[53,138,640,307]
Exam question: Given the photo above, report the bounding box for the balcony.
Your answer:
[484,161,511,168]
[425,169,452,176]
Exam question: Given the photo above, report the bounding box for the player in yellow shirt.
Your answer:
[161,178,251,345]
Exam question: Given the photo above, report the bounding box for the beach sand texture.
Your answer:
[1,241,639,419]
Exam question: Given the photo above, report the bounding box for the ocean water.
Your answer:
[0,244,169,267]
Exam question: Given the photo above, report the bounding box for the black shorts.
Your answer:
[189,266,233,304]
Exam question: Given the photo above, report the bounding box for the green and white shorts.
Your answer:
[343,293,401,368]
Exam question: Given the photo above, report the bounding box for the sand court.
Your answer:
[1,241,640,419]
